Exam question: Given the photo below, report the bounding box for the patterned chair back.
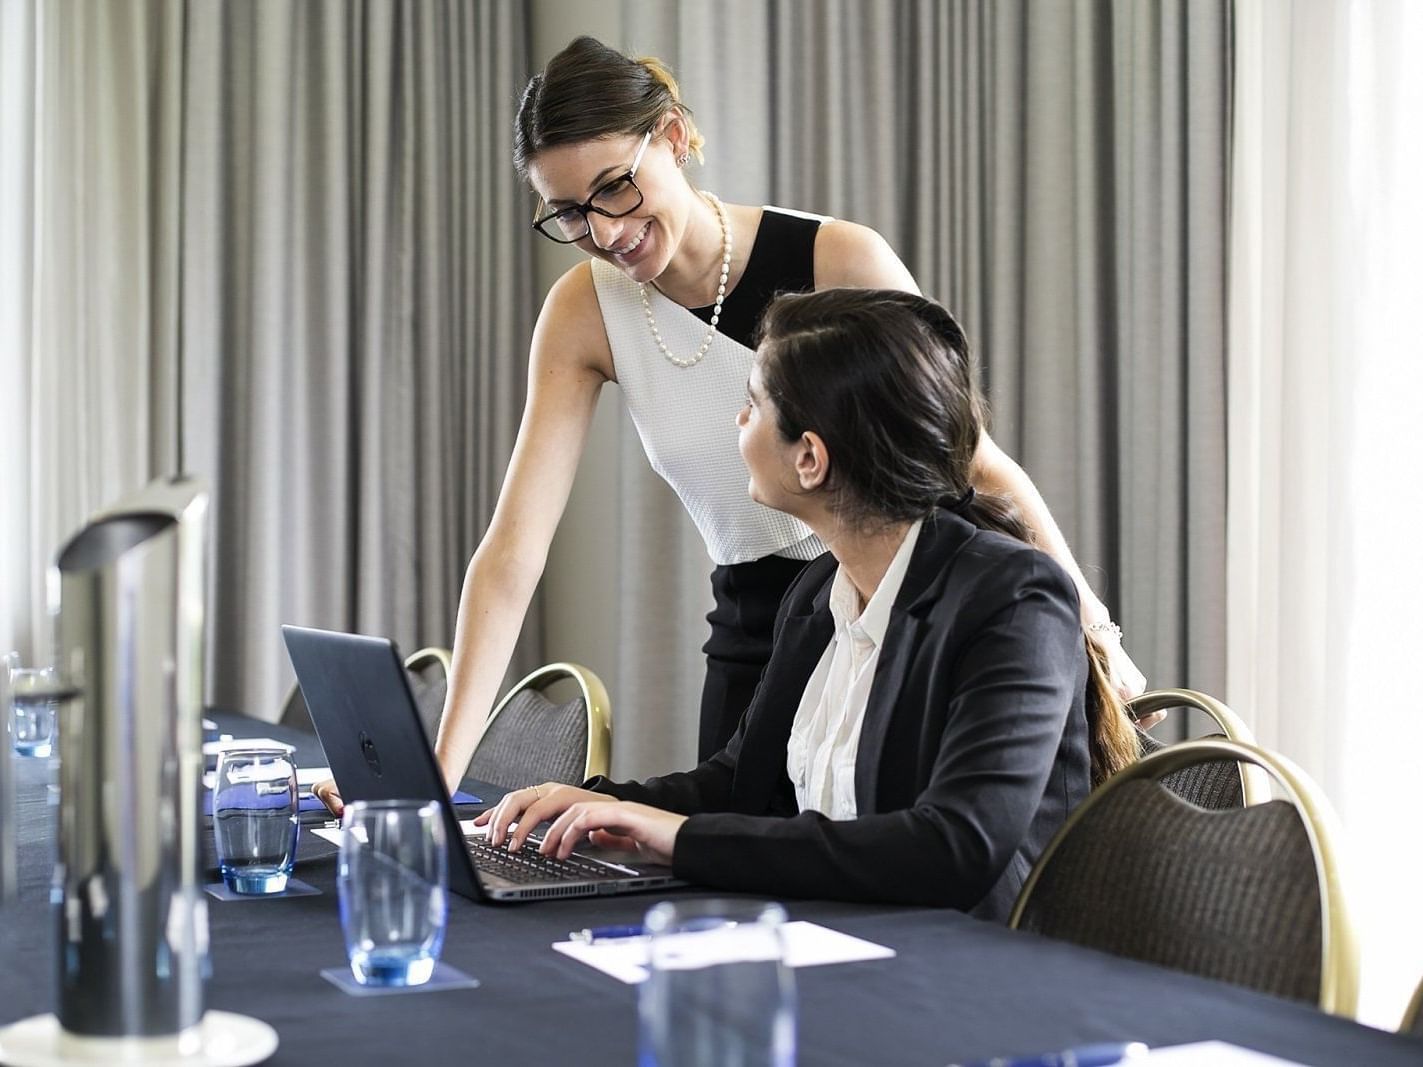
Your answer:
[1011,739,1358,1017]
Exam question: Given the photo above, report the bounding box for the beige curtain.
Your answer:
[2,0,184,663]
[7,0,537,720]
[182,0,537,719]
[556,0,1230,776]
[0,0,39,661]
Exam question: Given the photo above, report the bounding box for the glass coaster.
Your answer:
[203,877,321,902]
[319,962,480,997]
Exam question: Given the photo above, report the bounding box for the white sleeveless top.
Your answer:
[590,257,825,566]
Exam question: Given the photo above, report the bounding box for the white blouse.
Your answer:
[786,520,923,819]
[589,252,824,565]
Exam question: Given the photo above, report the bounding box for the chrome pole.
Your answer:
[0,655,14,904]
[51,476,209,1046]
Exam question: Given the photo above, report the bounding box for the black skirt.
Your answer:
[698,553,818,761]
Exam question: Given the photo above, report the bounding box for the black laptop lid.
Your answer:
[280,625,484,900]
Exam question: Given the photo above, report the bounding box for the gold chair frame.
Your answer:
[279,645,452,730]
[480,662,612,782]
[1402,974,1423,1035]
[1009,738,1360,1018]
[1128,687,1270,805]
[403,646,452,680]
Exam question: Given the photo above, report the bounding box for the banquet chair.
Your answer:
[1402,974,1423,1036]
[1010,738,1359,1017]
[1129,688,1269,808]
[279,645,451,741]
[464,662,611,790]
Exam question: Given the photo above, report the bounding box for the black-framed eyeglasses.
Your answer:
[531,129,652,244]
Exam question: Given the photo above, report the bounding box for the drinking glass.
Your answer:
[9,665,60,759]
[338,799,448,987]
[213,744,299,894]
[639,899,797,1067]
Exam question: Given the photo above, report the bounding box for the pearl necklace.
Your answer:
[639,192,731,369]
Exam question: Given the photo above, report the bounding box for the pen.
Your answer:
[570,924,645,943]
[951,1041,1148,1067]
[570,917,739,943]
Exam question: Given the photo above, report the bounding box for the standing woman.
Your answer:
[423,36,1145,794]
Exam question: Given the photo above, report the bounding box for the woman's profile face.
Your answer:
[527,124,689,285]
[736,362,804,515]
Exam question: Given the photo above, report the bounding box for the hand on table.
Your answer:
[475,782,687,867]
[314,758,466,819]
[313,777,343,817]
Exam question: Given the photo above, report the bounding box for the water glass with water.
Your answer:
[639,899,797,1067]
[9,665,60,759]
[213,744,299,894]
[338,799,448,986]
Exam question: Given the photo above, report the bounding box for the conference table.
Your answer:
[1,715,1419,1067]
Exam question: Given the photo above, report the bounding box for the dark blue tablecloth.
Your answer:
[2,719,1419,1066]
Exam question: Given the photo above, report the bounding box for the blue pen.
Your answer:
[952,1041,1148,1067]
[569,924,645,943]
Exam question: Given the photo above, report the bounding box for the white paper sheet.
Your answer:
[311,818,482,848]
[552,920,895,984]
[1145,1042,1308,1065]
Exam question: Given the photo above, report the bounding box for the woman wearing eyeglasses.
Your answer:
[479,289,1140,915]
[420,36,1147,801]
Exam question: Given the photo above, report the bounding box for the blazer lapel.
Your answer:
[732,599,833,813]
[853,511,974,811]
[853,608,924,810]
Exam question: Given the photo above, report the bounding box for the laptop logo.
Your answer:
[359,731,383,777]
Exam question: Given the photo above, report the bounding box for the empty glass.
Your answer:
[338,799,448,987]
[9,665,60,759]
[639,899,797,1067]
[213,744,299,894]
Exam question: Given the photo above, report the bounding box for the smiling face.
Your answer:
[526,120,694,284]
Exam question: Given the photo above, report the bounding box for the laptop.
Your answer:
[280,625,684,902]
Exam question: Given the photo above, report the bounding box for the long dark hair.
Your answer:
[514,36,705,179]
[756,289,1137,785]
[756,288,1021,539]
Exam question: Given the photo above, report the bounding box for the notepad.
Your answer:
[552,920,896,984]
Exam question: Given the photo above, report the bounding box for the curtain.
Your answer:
[0,0,38,662]
[1,0,184,664]
[579,0,1230,776]
[5,0,537,721]
[1228,0,1423,1028]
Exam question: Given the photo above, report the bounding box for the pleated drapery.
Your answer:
[571,0,1230,775]
[5,0,537,719]
[7,1,1229,773]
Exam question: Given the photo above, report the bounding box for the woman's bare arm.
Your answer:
[432,263,614,791]
[814,220,1147,698]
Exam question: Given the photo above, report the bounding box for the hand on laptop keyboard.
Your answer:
[476,782,687,867]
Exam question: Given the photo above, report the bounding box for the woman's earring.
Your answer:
[677,153,690,167]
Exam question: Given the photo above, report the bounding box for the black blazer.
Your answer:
[589,507,1091,921]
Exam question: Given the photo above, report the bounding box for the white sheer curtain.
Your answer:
[1229,0,1423,1028]
[0,0,37,661]
[0,0,183,665]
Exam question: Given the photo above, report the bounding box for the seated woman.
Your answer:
[480,288,1137,919]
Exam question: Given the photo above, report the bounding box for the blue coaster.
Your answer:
[320,962,480,997]
[203,877,322,901]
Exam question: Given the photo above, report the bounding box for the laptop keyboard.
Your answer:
[465,834,627,885]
